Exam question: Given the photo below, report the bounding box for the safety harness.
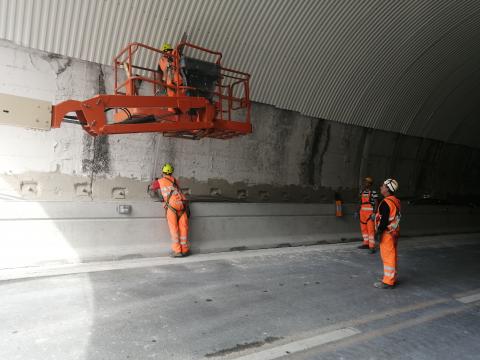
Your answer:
[375,196,401,234]
[163,177,190,219]
[384,197,401,233]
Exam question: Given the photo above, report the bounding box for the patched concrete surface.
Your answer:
[1,236,479,359]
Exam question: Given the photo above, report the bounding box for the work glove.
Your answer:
[147,181,161,200]
[370,214,376,221]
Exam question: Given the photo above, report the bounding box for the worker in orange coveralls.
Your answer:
[150,163,190,257]
[158,42,185,98]
[374,179,401,289]
[357,176,379,254]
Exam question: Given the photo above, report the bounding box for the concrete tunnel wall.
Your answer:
[1,40,480,267]
[1,40,480,203]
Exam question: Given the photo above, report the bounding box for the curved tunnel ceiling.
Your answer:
[1,0,479,147]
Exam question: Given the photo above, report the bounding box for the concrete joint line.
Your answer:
[193,214,337,218]
[0,217,165,222]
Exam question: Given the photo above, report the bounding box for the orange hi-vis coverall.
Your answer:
[158,50,185,98]
[375,195,401,286]
[151,175,189,255]
[359,189,378,249]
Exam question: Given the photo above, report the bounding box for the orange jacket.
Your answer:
[151,175,187,211]
[359,189,378,224]
[375,195,401,235]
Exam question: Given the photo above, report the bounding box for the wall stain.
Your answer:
[317,123,331,184]
[55,58,71,76]
[81,65,110,195]
[98,65,106,94]
[205,336,282,358]
[302,119,322,185]
[301,119,330,186]
[44,53,72,76]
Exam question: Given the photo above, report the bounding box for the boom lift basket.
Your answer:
[51,42,252,139]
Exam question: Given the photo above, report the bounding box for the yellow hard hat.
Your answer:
[162,42,173,52]
[162,163,174,175]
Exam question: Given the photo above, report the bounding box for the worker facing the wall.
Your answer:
[374,179,401,289]
[357,176,379,253]
[150,163,190,257]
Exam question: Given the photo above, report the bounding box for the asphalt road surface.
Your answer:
[1,234,479,360]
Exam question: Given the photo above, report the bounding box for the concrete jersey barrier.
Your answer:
[0,201,479,268]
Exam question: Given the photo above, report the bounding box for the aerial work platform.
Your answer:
[52,42,252,139]
[1,42,252,140]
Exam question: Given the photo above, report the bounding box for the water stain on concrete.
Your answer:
[82,135,110,175]
[81,65,110,187]
[301,119,331,187]
[204,336,282,358]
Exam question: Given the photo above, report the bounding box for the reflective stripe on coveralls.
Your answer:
[376,195,401,285]
[359,190,375,248]
[382,196,401,235]
[379,232,398,285]
[158,175,189,254]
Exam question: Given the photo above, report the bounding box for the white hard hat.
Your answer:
[384,178,399,193]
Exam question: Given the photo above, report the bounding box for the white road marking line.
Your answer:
[456,292,480,304]
[300,305,467,358]
[231,327,361,360]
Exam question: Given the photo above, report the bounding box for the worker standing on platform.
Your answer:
[357,176,379,254]
[149,163,190,257]
[374,179,401,289]
[158,42,185,98]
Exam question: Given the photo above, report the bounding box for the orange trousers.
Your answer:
[166,208,189,254]
[360,212,375,249]
[379,232,398,285]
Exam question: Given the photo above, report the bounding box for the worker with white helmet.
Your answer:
[149,163,190,257]
[358,176,379,253]
[374,178,401,289]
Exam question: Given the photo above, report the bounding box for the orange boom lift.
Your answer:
[51,42,251,139]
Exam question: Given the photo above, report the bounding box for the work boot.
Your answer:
[169,252,183,258]
[369,248,376,254]
[182,251,190,257]
[373,281,395,289]
[357,244,369,249]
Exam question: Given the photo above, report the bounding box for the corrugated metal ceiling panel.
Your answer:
[1,0,480,147]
